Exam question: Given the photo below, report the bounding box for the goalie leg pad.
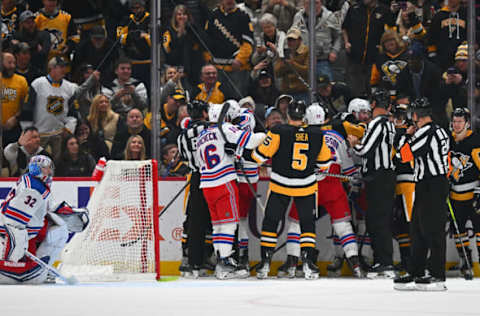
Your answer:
[212,223,236,258]
[332,221,358,258]
[286,220,301,257]
[36,225,69,266]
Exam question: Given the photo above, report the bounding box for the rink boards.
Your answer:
[0,177,478,276]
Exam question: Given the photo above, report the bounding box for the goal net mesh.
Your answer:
[61,160,159,278]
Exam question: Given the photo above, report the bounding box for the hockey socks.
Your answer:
[332,221,358,258]
[286,220,301,257]
[212,223,236,258]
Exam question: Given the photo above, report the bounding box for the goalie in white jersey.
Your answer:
[196,102,265,279]
[0,155,89,284]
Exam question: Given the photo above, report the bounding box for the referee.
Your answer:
[348,89,396,277]
[394,98,450,291]
[177,100,211,276]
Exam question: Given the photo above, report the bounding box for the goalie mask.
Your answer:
[53,202,90,233]
[28,155,54,186]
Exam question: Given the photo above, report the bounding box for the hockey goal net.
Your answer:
[61,160,160,280]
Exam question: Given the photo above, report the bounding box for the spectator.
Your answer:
[160,88,186,145]
[123,134,146,161]
[397,41,444,127]
[273,28,309,102]
[251,13,286,74]
[12,10,51,72]
[74,119,110,161]
[238,0,263,39]
[261,0,300,33]
[264,106,284,130]
[162,66,191,93]
[14,42,42,84]
[1,0,25,38]
[248,69,280,110]
[117,0,152,90]
[292,0,341,81]
[428,0,467,70]
[104,57,148,115]
[55,135,96,177]
[273,94,293,121]
[3,126,50,176]
[342,0,395,96]
[190,64,234,104]
[395,1,427,41]
[316,73,352,115]
[111,108,151,159]
[28,56,78,161]
[204,0,254,98]
[439,43,469,111]
[35,0,76,72]
[87,94,120,151]
[1,52,29,146]
[159,143,189,177]
[61,0,105,43]
[72,25,119,85]
[162,4,204,87]
[370,31,409,98]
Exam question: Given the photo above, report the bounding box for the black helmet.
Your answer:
[452,107,470,121]
[187,100,209,119]
[370,89,390,109]
[288,100,307,120]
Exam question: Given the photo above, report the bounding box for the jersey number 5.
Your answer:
[292,143,309,171]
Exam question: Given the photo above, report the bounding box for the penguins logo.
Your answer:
[46,96,65,115]
[45,29,64,50]
[381,60,407,84]
[450,151,473,182]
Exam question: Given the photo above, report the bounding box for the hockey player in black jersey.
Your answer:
[251,100,332,279]
[448,107,480,279]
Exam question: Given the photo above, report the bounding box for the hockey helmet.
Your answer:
[348,98,371,114]
[187,100,209,119]
[370,89,390,109]
[452,107,471,121]
[305,103,326,125]
[28,155,54,185]
[224,99,241,121]
[287,100,307,121]
[208,103,223,123]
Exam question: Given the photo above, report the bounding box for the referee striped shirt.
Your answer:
[177,121,209,172]
[398,122,450,181]
[353,115,396,175]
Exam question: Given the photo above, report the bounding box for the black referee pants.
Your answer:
[410,176,449,280]
[187,172,212,267]
[365,169,396,266]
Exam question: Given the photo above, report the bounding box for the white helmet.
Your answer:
[28,155,54,185]
[305,103,326,125]
[225,99,241,121]
[348,98,371,114]
[208,103,223,123]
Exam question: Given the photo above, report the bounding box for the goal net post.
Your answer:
[60,160,160,281]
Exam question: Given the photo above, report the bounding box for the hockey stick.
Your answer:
[447,198,473,280]
[238,159,266,212]
[120,179,191,247]
[25,251,78,285]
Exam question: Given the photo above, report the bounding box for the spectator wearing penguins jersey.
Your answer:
[394,97,450,291]
[348,89,396,277]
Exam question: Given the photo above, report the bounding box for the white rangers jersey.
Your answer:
[235,109,260,183]
[31,76,78,135]
[196,123,253,188]
[319,129,359,180]
[0,174,51,249]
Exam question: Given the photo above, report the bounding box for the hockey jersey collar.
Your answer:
[219,5,238,15]
[46,75,63,87]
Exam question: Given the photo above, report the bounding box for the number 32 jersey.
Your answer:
[196,123,254,188]
[1,174,51,238]
[252,124,332,196]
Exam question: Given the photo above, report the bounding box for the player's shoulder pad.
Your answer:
[22,174,49,199]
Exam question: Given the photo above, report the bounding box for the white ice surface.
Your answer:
[1,277,477,316]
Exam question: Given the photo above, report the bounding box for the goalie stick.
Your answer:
[25,251,78,285]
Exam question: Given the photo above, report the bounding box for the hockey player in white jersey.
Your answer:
[196,101,265,279]
[279,104,363,278]
[229,100,259,272]
[0,155,88,284]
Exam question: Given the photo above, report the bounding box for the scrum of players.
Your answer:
[179,92,480,285]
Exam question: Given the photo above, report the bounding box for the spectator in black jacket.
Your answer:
[342,0,395,96]
[316,73,352,115]
[14,42,42,85]
[12,10,51,72]
[397,41,444,127]
[439,43,469,111]
[248,69,280,108]
[111,108,151,159]
[55,135,96,177]
[74,119,110,161]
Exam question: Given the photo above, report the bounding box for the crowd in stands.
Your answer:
[0,0,478,178]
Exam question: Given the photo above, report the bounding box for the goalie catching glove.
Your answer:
[52,201,90,233]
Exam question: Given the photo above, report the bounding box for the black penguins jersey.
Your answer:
[449,130,480,201]
[252,124,332,196]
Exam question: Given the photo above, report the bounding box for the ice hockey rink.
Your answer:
[2,277,478,316]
